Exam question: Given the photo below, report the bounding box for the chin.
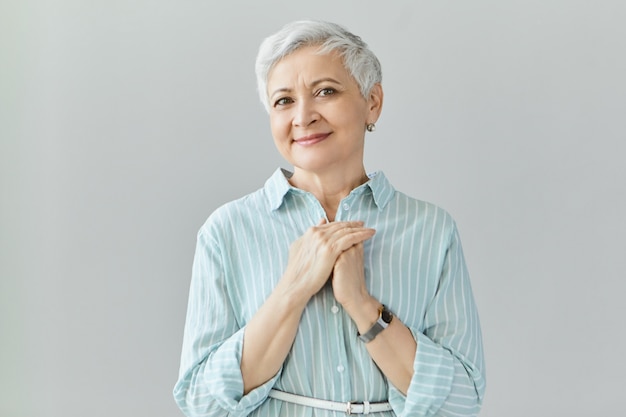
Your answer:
[289,157,337,173]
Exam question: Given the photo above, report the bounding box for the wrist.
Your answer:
[357,304,393,343]
[342,295,381,334]
[275,274,314,311]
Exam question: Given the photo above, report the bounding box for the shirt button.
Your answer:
[331,305,339,314]
[342,203,350,211]
[337,365,345,373]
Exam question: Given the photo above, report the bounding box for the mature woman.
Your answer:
[174,20,486,417]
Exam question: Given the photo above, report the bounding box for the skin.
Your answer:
[241,45,417,397]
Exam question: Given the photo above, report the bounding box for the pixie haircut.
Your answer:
[255,20,382,112]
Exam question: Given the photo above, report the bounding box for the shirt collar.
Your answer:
[265,168,395,212]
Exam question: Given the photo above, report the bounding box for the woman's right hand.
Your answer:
[282,219,376,300]
[242,219,375,394]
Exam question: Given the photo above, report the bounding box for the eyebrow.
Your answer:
[269,77,342,99]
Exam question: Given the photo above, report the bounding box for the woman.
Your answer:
[174,20,486,417]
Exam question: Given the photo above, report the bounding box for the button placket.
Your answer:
[328,298,352,399]
[335,198,352,222]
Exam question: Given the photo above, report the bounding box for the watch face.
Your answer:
[381,308,393,324]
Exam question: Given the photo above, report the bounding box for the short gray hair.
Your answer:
[255,20,382,112]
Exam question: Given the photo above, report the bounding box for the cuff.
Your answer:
[388,330,455,416]
[207,327,282,416]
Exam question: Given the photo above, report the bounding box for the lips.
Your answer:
[293,133,330,146]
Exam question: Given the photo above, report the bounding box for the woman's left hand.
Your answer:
[331,242,370,309]
[332,235,418,396]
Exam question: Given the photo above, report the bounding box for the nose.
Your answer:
[292,98,319,127]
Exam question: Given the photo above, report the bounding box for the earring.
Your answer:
[366,123,376,132]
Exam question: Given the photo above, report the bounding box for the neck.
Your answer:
[289,165,369,221]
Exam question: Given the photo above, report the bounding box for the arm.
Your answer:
[241,219,376,393]
[334,225,486,416]
[333,243,417,394]
[343,296,418,395]
[173,229,267,417]
[239,278,309,395]
[173,220,376,416]
[392,225,486,416]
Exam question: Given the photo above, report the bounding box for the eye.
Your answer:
[317,87,336,97]
[274,97,293,107]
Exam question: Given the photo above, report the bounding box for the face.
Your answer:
[266,46,382,175]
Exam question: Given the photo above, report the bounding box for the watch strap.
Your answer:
[358,305,392,343]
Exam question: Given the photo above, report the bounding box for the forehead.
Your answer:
[267,46,352,89]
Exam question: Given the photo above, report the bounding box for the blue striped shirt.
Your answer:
[174,168,486,417]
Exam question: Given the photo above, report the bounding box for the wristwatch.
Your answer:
[358,305,393,343]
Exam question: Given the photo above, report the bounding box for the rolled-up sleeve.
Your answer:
[173,226,279,417]
[389,224,486,417]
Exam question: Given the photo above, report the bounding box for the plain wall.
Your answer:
[2,1,625,416]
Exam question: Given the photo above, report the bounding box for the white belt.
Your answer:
[268,389,393,415]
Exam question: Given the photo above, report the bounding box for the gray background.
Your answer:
[2,1,625,416]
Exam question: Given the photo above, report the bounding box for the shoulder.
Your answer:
[394,189,456,221]
[369,171,456,229]
[198,185,271,240]
[390,190,459,240]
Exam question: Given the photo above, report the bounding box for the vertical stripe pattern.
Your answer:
[173,168,486,417]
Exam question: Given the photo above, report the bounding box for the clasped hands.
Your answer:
[284,219,376,309]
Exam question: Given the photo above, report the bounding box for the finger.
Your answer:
[332,228,375,252]
[313,222,367,237]
[326,222,374,238]
[305,221,374,255]
[315,224,374,244]
[316,220,365,229]
[336,242,363,259]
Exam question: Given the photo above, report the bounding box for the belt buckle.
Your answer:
[345,401,352,415]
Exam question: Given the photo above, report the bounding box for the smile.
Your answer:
[293,133,330,146]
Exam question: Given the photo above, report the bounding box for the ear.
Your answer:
[366,83,384,123]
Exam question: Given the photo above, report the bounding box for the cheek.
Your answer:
[269,114,291,140]
[333,102,367,126]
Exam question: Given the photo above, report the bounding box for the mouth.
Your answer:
[293,132,331,146]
